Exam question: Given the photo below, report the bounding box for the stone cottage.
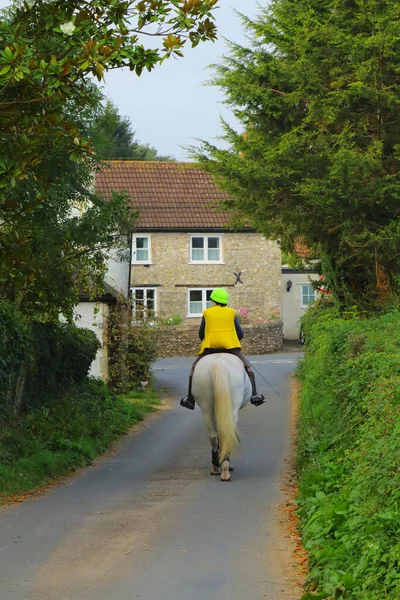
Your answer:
[95,161,283,357]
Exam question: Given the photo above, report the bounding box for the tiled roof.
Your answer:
[95,161,241,230]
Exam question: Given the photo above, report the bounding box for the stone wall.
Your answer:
[130,231,281,321]
[156,321,283,358]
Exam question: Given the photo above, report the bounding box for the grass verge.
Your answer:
[296,308,400,599]
[0,378,160,503]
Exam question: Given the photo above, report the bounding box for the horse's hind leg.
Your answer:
[201,411,220,475]
[220,459,231,481]
[210,438,220,476]
[220,404,239,481]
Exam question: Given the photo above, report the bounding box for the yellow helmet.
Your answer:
[210,288,229,305]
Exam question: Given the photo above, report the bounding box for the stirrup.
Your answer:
[250,393,265,406]
[180,395,195,410]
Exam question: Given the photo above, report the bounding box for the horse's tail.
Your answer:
[212,359,239,463]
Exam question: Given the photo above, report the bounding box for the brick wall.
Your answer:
[130,231,281,321]
[156,321,283,358]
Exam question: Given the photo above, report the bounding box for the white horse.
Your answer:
[191,352,252,481]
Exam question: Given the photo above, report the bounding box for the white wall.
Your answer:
[105,248,129,296]
[280,272,319,339]
[73,302,108,379]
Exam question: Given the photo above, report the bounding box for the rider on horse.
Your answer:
[180,288,266,410]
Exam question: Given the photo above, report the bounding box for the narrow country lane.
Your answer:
[0,353,302,600]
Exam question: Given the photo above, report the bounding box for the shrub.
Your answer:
[236,307,250,324]
[27,321,100,408]
[236,307,277,325]
[297,308,400,599]
[0,301,100,413]
[155,314,183,326]
[0,300,32,413]
[108,300,158,393]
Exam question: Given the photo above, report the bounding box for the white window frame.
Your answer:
[132,234,152,264]
[187,288,214,317]
[189,234,223,264]
[131,287,157,321]
[300,284,316,308]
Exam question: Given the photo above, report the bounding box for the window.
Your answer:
[132,234,151,264]
[188,288,213,316]
[301,284,316,307]
[190,235,222,263]
[131,288,156,321]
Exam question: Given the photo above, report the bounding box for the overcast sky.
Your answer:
[0,0,260,160]
[101,0,259,160]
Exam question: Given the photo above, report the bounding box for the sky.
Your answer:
[0,0,261,160]
[101,0,259,160]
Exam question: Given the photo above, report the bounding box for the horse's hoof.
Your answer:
[210,465,221,476]
[229,466,234,472]
[220,460,231,481]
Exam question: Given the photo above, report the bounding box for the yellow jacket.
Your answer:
[199,305,242,354]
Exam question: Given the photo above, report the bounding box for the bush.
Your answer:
[27,321,100,408]
[0,300,32,413]
[297,309,400,599]
[155,314,182,326]
[0,301,100,413]
[108,300,158,393]
[126,323,158,384]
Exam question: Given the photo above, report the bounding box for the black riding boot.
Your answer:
[246,369,265,406]
[180,375,196,410]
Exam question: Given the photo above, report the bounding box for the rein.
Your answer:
[250,362,280,397]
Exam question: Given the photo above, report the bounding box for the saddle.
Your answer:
[202,348,236,357]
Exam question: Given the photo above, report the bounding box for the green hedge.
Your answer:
[297,308,400,599]
[0,300,100,412]
[0,300,31,411]
[107,300,158,393]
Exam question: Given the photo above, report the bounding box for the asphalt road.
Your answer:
[0,353,302,600]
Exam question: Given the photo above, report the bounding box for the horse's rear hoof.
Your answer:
[220,460,231,481]
[210,465,220,476]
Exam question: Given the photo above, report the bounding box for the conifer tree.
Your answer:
[196,0,400,310]
[89,100,173,161]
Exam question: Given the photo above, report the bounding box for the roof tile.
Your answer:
[95,161,237,230]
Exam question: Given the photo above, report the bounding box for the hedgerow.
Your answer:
[0,300,100,413]
[107,299,158,393]
[0,300,160,499]
[297,306,400,599]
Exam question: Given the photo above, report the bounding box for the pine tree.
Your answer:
[89,100,174,161]
[196,0,400,310]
